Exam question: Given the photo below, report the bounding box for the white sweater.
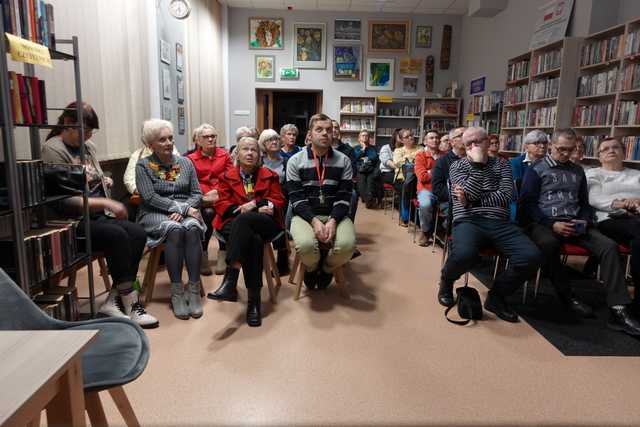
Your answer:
[586,166,640,222]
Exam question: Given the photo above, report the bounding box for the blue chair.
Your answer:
[0,268,149,426]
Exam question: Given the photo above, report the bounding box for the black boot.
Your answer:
[437,279,455,307]
[608,305,640,336]
[246,288,262,327]
[207,267,239,301]
[276,249,290,276]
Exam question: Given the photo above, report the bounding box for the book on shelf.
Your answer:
[340,99,375,114]
[577,68,618,96]
[580,35,621,66]
[469,91,503,114]
[621,136,640,160]
[1,0,55,48]
[378,104,421,117]
[8,71,48,125]
[619,62,640,91]
[531,48,562,75]
[340,117,374,131]
[503,110,526,128]
[500,134,523,152]
[528,76,559,100]
[423,119,457,133]
[572,102,614,127]
[34,286,78,321]
[0,159,46,210]
[527,105,557,127]
[582,135,607,158]
[624,27,640,57]
[424,100,458,115]
[616,100,640,126]
[504,84,528,105]
[376,127,419,136]
[507,59,529,81]
[466,117,500,133]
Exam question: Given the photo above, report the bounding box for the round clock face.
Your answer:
[169,0,191,19]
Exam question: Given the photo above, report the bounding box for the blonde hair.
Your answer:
[192,123,217,142]
[258,129,280,151]
[234,136,263,167]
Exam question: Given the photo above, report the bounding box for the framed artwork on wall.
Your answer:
[162,68,171,100]
[162,101,172,121]
[160,39,171,64]
[402,76,418,96]
[177,74,185,103]
[176,43,184,71]
[255,55,275,82]
[293,22,327,69]
[178,106,185,135]
[249,17,284,49]
[333,45,362,81]
[399,57,422,75]
[415,25,432,48]
[368,20,410,54]
[366,58,394,91]
[334,19,361,42]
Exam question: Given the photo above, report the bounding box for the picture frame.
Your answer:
[176,43,184,72]
[334,19,361,42]
[178,106,185,135]
[162,101,172,121]
[415,25,432,49]
[249,17,284,50]
[255,55,275,82]
[162,68,171,100]
[402,76,419,96]
[366,58,394,91]
[177,74,185,103]
[368,20,410,54]
[293,22,327,69]
[160,39,171,65]
[333,45,362,81]
[399,57,422,75]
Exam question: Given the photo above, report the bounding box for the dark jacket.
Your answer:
[432,150,463,203]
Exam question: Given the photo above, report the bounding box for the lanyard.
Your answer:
[312,149,327,186]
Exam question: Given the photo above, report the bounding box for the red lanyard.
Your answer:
[312,149,327,186]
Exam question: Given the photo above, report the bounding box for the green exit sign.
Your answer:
[280,68,300,80]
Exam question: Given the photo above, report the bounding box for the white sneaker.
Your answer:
[98,288,128,319]
[121,290,159,329]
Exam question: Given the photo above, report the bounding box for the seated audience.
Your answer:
[586,137,640,311]
[331,120,358,220]
[136,119,205,321]
[519,129,640,336]
[439,134,451,153]
[353,130,379,209]
[207,136,285,327]
[280,124,301,161]
[432,127,466,205]
[487,134,507,160]
[375,129,402,204]
[571,136,593,169]
[186,124,233,276]
[287,113,355,289]
[415,130,443,246]
[230,126,260,159]
[510,130,549,222]
[393,128,421,227]
[43,102,158,329]
[438,127,541,323]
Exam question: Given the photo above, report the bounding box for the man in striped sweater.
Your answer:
[287,113,356,289]
[439,127,541,322]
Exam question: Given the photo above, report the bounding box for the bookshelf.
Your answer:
[466,92,503,134]
[376,97,423,149]
[499,38,581,155]
[0,20,97,316]
[339,96,376,146]
[423,97,462,136]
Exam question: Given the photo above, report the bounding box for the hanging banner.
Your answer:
[470,76,486,95]
[5,33,52,68]
[529,0,575,50]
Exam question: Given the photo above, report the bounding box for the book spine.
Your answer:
[27,0,35,42]
[29,76,42,124]
[45,2,53,49]
[38,79,47,124]
[39,0,46,47]
[12,0,19,36]
[16,74,32,124]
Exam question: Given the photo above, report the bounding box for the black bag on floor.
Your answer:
[445,283,483,325]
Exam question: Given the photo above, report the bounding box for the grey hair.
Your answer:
[234,136,263,167]
[258,129,280,151]
[192,123,217,142]
[449,127,465,139]
[280,123,299,136]
[141,119,173,146]
[235,126,258,142]
[462,126,487,144]
[524,129,549,145]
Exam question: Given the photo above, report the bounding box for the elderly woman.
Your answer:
[280,123,301,161]
[207,136,285,327]
[259,128,286,183]
[42,102,158,329]
[393,128,421,226]
[353,130,379,209]
[186,124,233,276]
[136,119,205,321]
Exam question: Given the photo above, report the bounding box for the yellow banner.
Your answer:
[377,96,393,103]
[5,33,52,68]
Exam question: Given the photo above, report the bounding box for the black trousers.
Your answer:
[526,223,631,306]
[80,215,146,288]
[375,171,395,201]
[220,212,281,289]
[599,217,640,287]
[201,207,215,251]
[357,171,377,204]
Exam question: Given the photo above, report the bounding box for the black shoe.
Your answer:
[484,292,519,323]
[437,280,455,307]
[317,270,334,290]
[246,289,262,327]
[351,248,362,260]
[276,250,290,276]
[607,305,640,336]
[303,270,318,290]
[562,297,595,318]
[207,267,239,301]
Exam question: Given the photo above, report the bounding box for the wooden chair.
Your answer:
[85,386,141,427]
[65,253,111,293]
[382,183,396,217]
[291,254,349,300]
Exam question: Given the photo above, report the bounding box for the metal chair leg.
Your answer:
[431,210,439,253]
[533,268,542,299]
[522,280,528,305]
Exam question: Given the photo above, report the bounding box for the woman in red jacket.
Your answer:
[414,130,444,246]
[207,136,285,327]
[187,124,233,276]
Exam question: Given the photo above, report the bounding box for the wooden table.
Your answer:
[0,330,97,427]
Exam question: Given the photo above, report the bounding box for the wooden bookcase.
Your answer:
[466,92,503,134]
[423,97,462,137]
[376,97,423,148]
[339,96,376,147]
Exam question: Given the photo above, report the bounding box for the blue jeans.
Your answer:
[417,190,437,233]
[349,189,358,223]
[441,217,541,297]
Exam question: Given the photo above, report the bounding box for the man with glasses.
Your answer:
[519,129,640,336]
[432,127,466,206]
[438,127,541,323]
[511,130,549,188]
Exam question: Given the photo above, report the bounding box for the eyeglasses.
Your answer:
[401,134,413,139]
[466,138,487,146]
[599,145,622,153]
[530,140,548,146]
[157,135,174,143]
[553,145,575,154]
[201,134,216,139]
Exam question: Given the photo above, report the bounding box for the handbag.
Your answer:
[357,157,376,174]
[444,283,483,325]
[43,163,86,195]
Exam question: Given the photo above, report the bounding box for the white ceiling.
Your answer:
[217,0,470,15]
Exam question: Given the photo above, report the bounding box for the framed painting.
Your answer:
[366,58,394,91]
[162,68,171,100]
[177,74,185,103]
[402,76,418,96]
[293,22,327,69]
[415,25,432,48]
[176,43,184,71]
[160,39,171,65]
[255,55,275,82]
[399,57,422,75]
[333,45,362,81]
[249,17,284,50]
[334,19,361,42]
[368,20,410,54]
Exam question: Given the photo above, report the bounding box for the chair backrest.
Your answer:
[0,268,64,330]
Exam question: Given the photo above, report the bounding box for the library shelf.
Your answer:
[531,67,562,79]
[579,59,621,72]
[527,97,558,104]
[575,93,617,101]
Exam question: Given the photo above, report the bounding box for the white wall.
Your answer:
[227,8,462,139]
[618,0,640,25]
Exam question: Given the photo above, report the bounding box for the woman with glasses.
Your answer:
[392,128,421,226]
[186,124,233,276]
[136,119,205,321]
[487,134,508,160]
[511,130,549,188]
[42,102,158,329]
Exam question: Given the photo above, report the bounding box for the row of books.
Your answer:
[507,59,529,81]
[580,35,621,66]
[503,110,526,128]
[465,117,500,134]
[0,159,46,210]
[577,68,618,97]
[582,135,603,158]
[34,285,78,321]
[468,91,503,114]
[620,136,640,160]
[8,72,48,125]
[527,106,557,127]
[500,134,523,152]
[340,118,374,131]
[423,119,457,132]
[424,101,458,115]
[376,127,419,136]
[528,76,559,100]
[1,0,55,48]
[624,28,640,57]
[616,100,640,126]
[572,103,614,127]
[340,99,375,114]
[0,209,30,239]
[504,84,527,106]
[619,62,640,92]
[378,105,421,117]
[531,48,562,75]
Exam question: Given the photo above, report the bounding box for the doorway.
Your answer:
[256,90,322,146]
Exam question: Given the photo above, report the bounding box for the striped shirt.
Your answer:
[286,145,353,223]
[449,156,513,223]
